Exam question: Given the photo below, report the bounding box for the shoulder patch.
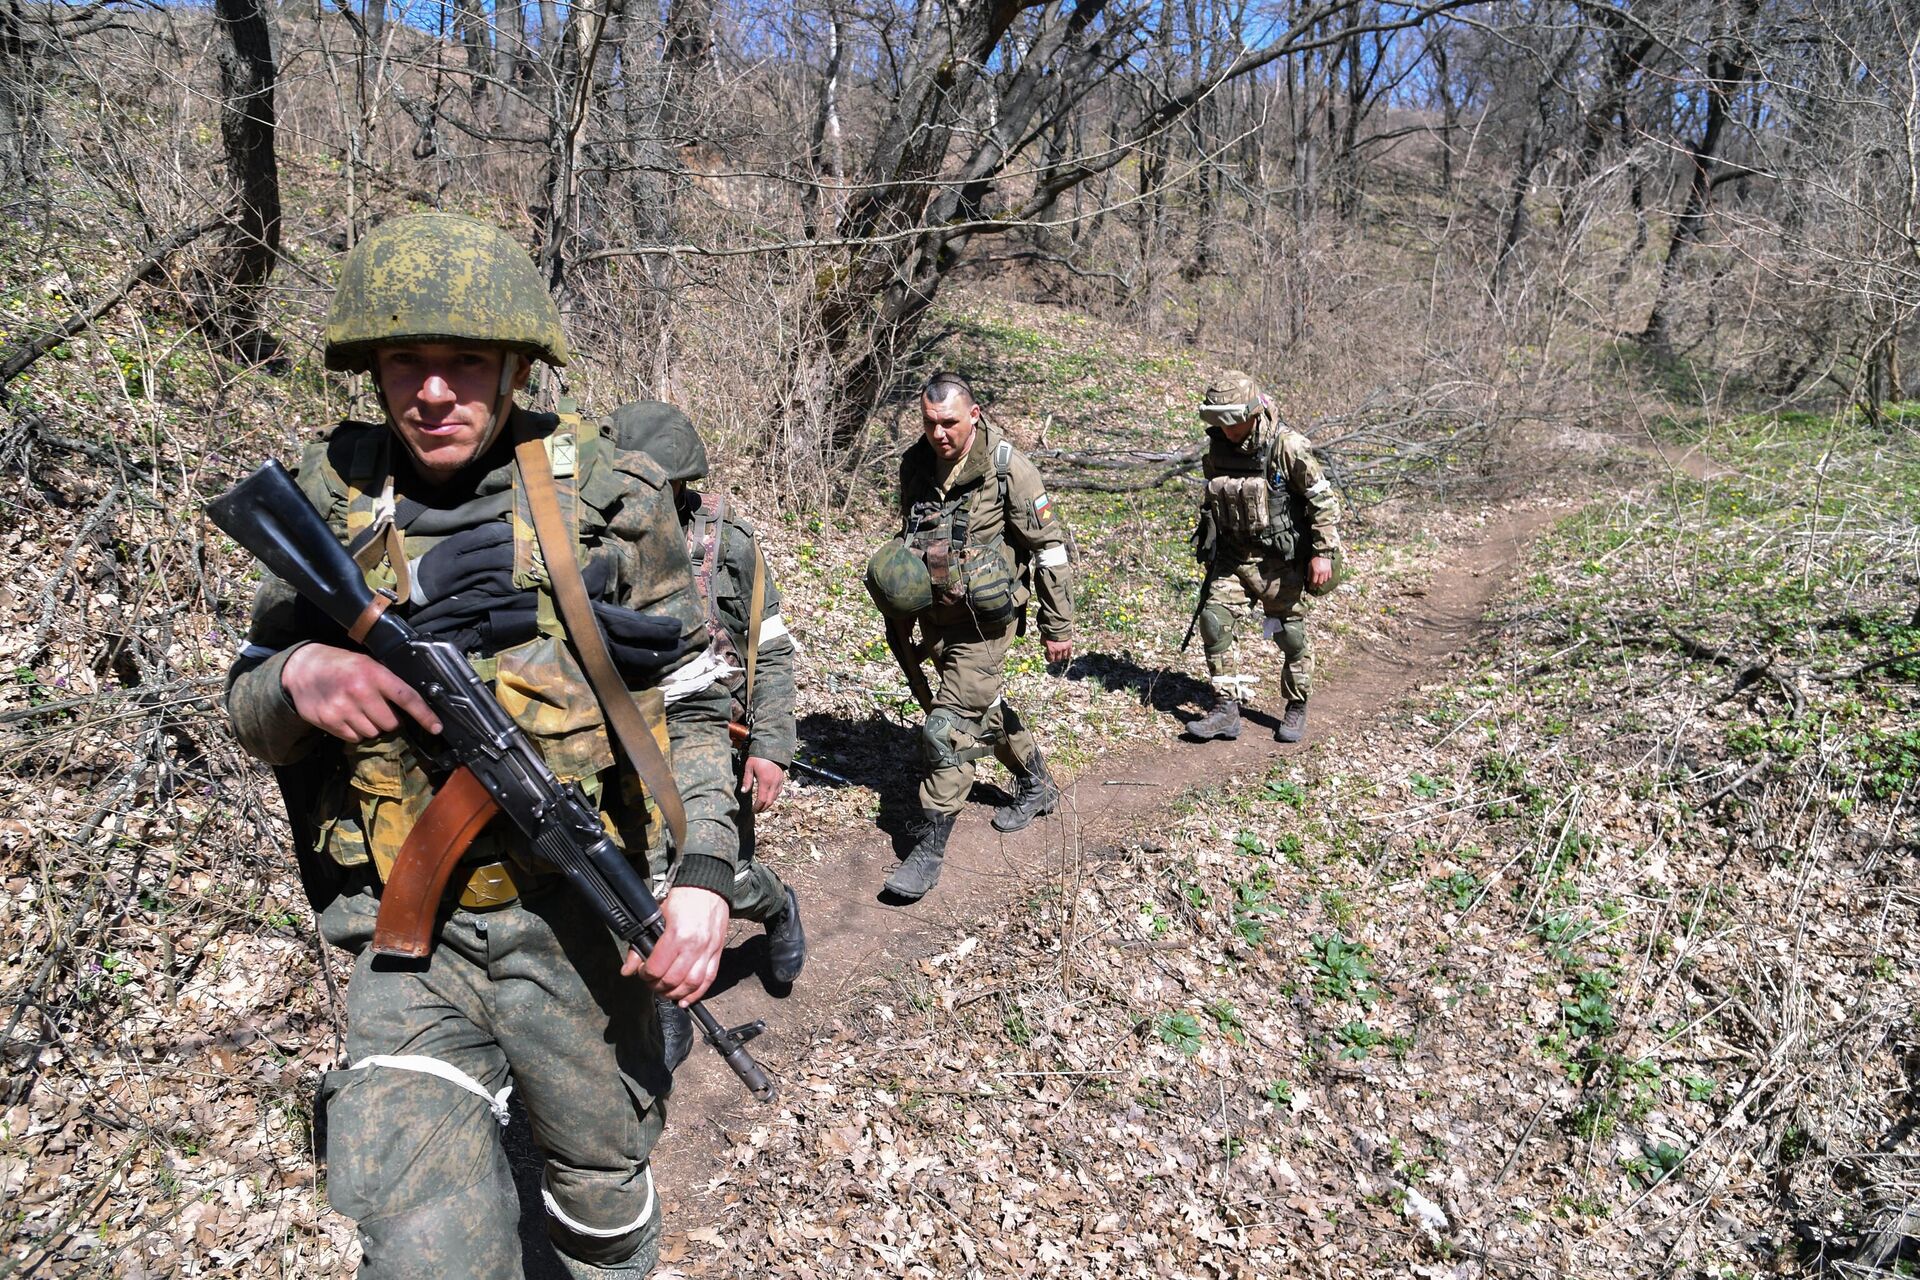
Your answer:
[1031,492,1055,525]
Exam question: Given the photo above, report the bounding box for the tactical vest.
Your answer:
[304,415,671,884]
[903,439,1022,626]
[1204,422,1308,562]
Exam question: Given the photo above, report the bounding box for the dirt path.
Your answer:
[608,498,1566,1247]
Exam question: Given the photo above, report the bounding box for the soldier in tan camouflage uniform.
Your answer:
[609,401,807,1066]
[224,214,735,1278]
[865,372,1075,901]
[1186,371,1343,744]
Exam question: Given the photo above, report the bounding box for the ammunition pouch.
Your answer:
[958,540,1019,627]
[1204,475,1270,546]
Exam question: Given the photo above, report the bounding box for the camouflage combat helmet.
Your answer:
[864,538,933,619]
[608,400,708,482]
[1198,371,1266,428]
[323,213,572,372]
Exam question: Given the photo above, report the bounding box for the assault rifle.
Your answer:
[207,460,777,1103]
[1181,510,1221,653]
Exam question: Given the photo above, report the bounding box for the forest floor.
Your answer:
[4,282,1914,1279]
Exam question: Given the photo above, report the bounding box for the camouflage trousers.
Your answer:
[917,618,1040,816]
[1198,551,1314,705]
[316,884,668,1279]
[728,779,790,924]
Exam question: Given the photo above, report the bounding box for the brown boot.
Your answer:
[1187,695,1241,741]
[1274,700,1308,744]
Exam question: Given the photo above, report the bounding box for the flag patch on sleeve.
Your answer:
[1032,493,1055,524]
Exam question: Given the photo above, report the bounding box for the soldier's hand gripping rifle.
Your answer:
[207,460,777,1103]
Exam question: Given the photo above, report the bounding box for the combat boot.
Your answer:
[885,810,956,901]
[1187,695,1241,741]
[992,751,1060,832]
[764,886,806,985]
[656,997,694,1073]
[1275,700,1308,744]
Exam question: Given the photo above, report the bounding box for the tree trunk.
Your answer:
[456,0,489,111]
[200,0,283,361]
[1433,34,1454,194]
[802,7,846,239]
[1640,0,1762,351]
[0,0,41,196]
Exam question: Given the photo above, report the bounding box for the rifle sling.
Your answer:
[513,418,690,852]
[371,766,500,959]
[743,542,767,712]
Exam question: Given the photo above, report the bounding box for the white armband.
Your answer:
[1036,545,1069,569]
[1304,478,1331,497]
[756,614,790,645]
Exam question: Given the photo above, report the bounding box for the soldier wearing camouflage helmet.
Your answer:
[223,213,737,1277]
[865,372,1076,901]
[608,400,807,1066]
[1186,371,1344,744]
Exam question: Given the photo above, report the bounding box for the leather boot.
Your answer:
[992,751,1059,832]
[1274,699,1308,744]
[764,886,806,985]
[656,997,694,1073]
[885,810,956,901]
[1187,695,1242,741]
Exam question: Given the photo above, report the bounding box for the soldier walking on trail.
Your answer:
[224,214,738,1277]
[610,400,808,1068]
[864,372,1076,901]
[1186,371,1344,745]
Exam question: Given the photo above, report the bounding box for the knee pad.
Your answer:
[1263,616,1308,659]
[1198,602,1235,656]
[920,708,990,772]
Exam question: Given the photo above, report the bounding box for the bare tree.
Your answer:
[0,0,40,196]
[187,0,284,361]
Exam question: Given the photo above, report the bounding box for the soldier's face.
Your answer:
[376,343,528,481]
[1218,412,1259,444]
[921,395,979,461]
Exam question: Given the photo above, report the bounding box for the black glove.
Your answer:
[1190,509,1217,567]
[408,533,613,648]
[413,522,514,604]
[593,602,697,676]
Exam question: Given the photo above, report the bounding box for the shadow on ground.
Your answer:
[1063,650,1216,731]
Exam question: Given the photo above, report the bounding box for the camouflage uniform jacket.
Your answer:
[680,491,797,770]
[1201,406,1342,563]
[224,411,741,904]
[898,422,1075,640]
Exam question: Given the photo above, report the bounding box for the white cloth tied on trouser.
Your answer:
[544,1164,656,1239]
[659,644,737,703]
[346,1053,514,1127]
[1261,617,1289,641]
[1211,673,1259,700]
